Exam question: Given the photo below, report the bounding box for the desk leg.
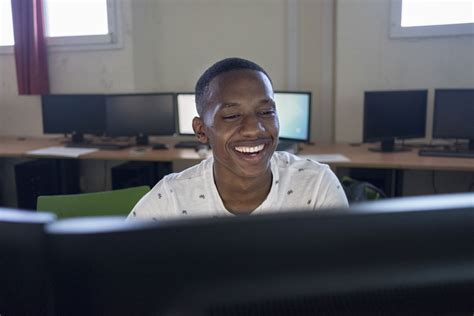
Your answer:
[394,169,404,197]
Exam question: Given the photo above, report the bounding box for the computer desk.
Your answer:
[1,135,473,202]
[1,135,473,171]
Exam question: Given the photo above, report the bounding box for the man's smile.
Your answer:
[234,144,265,154]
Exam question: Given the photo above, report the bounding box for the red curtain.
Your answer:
[11,0,50,95]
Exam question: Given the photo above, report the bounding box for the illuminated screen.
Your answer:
[176,93,197,135]
[274,92,311,141]
[176,92,311,141]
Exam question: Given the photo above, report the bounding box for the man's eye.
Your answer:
[260,110,276,116]
[223,114,240,120]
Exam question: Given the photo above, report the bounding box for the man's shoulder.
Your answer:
[273,151,330,174]
[164,157,213,183]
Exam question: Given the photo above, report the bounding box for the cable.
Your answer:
[431,170,439,194]
[103,161,108,190]
[469,172,474,192]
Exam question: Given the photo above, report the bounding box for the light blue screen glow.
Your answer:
[275,92,310,141]
[176,92,311,141]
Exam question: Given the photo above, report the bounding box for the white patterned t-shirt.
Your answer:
[127,151,348,221]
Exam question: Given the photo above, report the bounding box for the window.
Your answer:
[390,0,474,38]
[0,0,14,46]
[0,0,119,51]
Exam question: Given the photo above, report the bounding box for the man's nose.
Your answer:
[240,114,265,136]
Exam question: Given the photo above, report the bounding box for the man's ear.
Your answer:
[192,117,209,144]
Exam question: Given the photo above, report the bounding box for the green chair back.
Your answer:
[37,186,150,219]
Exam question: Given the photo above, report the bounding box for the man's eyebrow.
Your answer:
[220,102,240,109]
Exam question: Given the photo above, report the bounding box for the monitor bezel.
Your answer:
[362,89,428,143]
[175,92,198,136]
[432,88,474,140]
[41,94,107,136]
[105,92,177,139]
[175,91,312,143]
[274,90,312,143]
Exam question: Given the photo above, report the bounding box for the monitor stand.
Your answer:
[70,132,85,144]
[369,139,410,153]
[136,134,149,146]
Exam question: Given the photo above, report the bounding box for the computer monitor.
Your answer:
[45,193,474,315]
[363,90,428,152]
[0,208,56,315]
[175,92,311,142]
[105,93,176,145]
[176,93,197,135]
[274,91,311,142]
[433,89,474,150]
[41,95,106,143]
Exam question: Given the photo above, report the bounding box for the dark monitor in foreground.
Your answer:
[46,193,474,315]
[433,89,474,151]
[363,90,427,152]
[175,92,311,142]
[0,208,56,315]
[41,95,106,143]
[105,93,176,145]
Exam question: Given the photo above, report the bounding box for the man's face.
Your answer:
[194,69,279,179]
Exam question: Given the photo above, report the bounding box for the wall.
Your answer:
[334,0,474,143]
[131,0,334,142]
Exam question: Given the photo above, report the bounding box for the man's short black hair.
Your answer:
[194,57,272,116]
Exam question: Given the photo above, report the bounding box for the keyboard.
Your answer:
[174,141,202,149]
[65,143,130,150]
[418,149,474,158]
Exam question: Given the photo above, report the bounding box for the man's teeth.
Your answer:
[234,144,265,153]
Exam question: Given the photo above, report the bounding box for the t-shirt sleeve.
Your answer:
[126,179,174,221]
[314,166,349,210]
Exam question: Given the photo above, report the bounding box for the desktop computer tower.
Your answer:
[15,159,80,210]
[111,161,172,190]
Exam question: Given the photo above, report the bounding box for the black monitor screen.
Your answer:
[176,92,311,141]
[433,89,474,140]
[45,193,474,315]
[105,94,176,137]
[42,95,106,135]
[363,90,427,142]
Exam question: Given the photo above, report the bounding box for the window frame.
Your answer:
[390,0,474,38]
[0,0,121,54]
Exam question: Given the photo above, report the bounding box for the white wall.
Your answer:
[131,0,335,142]
[335,0,474,143]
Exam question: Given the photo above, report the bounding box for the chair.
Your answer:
[0,207,56,316]
[37,185,150,219]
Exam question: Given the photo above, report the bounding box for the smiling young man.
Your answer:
[128,58,348,220]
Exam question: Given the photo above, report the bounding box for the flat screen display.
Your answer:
[176,92,311,141]
[433,89,474,140]
[363,90,427,142]
[42,95,106,135]
[176,93,197,135]
[274,92,311,142]
[106,94,176,137]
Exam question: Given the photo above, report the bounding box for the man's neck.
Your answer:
[213,166,272,215]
